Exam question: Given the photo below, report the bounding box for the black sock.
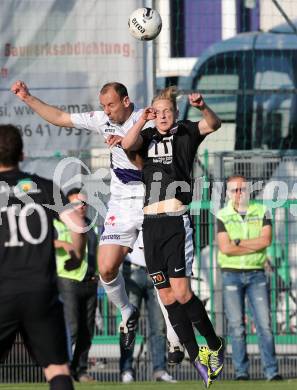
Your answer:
[49,375,74,390]
[181,294,221,350]
[165,300,199,362]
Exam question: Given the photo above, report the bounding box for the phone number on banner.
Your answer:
[16,124,91,137]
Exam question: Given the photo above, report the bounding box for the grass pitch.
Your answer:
[0,380,297,390]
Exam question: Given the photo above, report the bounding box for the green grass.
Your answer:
[0,380,296,390]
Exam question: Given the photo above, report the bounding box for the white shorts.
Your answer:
[99,199,144,249]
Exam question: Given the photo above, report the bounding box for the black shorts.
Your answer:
[0,290,70,367]
[143,212,194,289]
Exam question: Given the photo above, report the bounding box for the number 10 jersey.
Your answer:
[0,169,66,296]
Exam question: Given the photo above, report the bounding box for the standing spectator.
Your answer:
[120,236,182,383]
[0,124,86,390]
[216,175,282,381]
[54,188,98,383]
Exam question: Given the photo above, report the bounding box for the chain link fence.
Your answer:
[1,151,297,382]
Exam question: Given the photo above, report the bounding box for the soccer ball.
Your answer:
[128,7,162,41]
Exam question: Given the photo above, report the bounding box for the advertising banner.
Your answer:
[0,0,153,156]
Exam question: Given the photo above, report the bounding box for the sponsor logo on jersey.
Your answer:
[148,135,173,164]
[150,271,167,286]
[174,266,185,273]
[104,121,119,134]
[14,179,41,195]
[104,127,116,134]
[0,179,43,201]
[100,234,120,241]
[105,215,116,226]
[17,179,33,192]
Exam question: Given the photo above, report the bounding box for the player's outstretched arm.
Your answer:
[11,80,73,128]
[189,92,221,135]
[121,107,156,151]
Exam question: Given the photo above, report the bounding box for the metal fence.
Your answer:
[1,151,297,382]
[194,151,297,338]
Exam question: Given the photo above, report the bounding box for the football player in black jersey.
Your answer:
[0,124,86,390]
[122,87,224,388]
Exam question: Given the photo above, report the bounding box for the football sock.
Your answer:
[181,294,221,350]
[100,272,133,323]
[155,288,180,344]
[49,375,74,390]
[165,300,199,361]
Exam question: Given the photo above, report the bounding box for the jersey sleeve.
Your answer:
[217,218,227,233]
[70,111,106,134]
[140,127,155,149]
[263,210,272,226]
[182,120,206,145]
[137,127,155,157]
[134,108,144,122]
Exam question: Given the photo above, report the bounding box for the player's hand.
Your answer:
[141,107,156,121]
[106,135,123,148]
[11,80,31,101]
[188,93,206,110]
[64,251,82,271]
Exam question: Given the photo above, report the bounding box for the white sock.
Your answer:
[155,288,181,345]
[100,273,133,323]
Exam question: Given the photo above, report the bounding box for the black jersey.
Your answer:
[0,169,67,296]
[140,120,206,206]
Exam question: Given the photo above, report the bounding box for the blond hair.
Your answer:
[152,86,178,111]
[227,175,247,183]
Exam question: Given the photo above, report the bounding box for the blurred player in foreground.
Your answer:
[0,124,86,390]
